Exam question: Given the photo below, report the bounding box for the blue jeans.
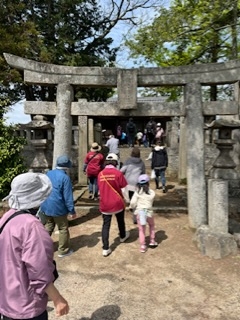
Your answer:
[88,176,98,197]
[127,134,135,147]
[154,169,166,188]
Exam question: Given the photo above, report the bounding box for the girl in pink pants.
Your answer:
[129,174,158,253]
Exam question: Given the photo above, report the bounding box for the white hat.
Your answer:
[138,174,150,184]
[157,123,161,126]
[106,153,118,161]
[3,172,52,210]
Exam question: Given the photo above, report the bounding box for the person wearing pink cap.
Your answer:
[129,174,158,253]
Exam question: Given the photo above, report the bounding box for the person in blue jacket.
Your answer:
[41,155,76,258]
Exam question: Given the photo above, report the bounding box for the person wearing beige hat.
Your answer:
[0,172,69,319]
[83,142,105,200]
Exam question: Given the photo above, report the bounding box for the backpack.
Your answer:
[127,122,135,133]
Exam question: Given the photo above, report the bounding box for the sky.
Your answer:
[4,100,30,125]
[4,0,166,125]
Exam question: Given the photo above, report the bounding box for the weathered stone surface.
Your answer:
[5,53,240,86]
[24,101,184,117]
[117,69,137,109]
[208,179,228,233]
[203,101,238,115]
[233,233,240,248]
[186,83,207,228]
[193,225,238,259]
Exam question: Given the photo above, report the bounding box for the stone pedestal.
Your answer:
[193,225,238,259]
[208,179,229,233]
[193,178,238,259]
[30,139,50,172]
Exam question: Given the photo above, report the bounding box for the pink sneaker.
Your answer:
[140,245,147,253]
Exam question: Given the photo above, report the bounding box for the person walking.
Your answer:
[155,122,165,144]
[151,141,168,192]
[105,134,120,157]
[83,142,105,200]
[129,174,157,253]
[120,147,145,223]
[98,153,130,257]
[145,117,157,147]
[142,128,148,148]
[41,155,76,258]
[116,125,122,142]
[126,118,136,147]
[0,172,69,319]
[136,129,143,146]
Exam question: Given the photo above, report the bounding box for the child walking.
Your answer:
[129,174,158,253]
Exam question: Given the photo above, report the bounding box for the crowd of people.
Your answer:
[0,116,168,319]
[111,117,165,148]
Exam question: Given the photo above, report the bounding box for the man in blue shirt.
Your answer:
[41,155,76,258]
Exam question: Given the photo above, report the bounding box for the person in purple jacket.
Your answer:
[0,172,69,319]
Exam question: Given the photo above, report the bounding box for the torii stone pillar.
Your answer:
[53,83,73,168]
[178,116,187,182]
[88,118,94,147]
[78,116,88,185]
[185,83,207,228]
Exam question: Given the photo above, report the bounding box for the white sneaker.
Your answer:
[58,249,73,258]
[120,231,130,243]
[149,241,158,248]
[102,248,112,257]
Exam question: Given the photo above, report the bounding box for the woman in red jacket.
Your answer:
[98,153,130,257]
[84,142,105,200]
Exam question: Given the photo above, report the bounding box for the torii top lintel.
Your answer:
[4,53,240,87]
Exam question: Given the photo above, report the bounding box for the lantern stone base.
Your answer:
[193,225,238,259]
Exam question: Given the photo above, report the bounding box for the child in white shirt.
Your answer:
[129,174,158,253]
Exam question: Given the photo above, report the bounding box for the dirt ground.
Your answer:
[46,183,240,320]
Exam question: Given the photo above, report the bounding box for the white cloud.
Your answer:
[4,100,31,125]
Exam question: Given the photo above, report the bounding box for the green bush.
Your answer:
[0,120,27,199]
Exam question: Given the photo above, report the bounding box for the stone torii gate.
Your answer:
[4,53,240,231]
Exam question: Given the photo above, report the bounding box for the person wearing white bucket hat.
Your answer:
[3,172,52,210]
[0,172,69,319]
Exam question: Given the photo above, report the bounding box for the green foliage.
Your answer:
[0,119,27,199]
[126,0,240,99]
[0,0,117,106]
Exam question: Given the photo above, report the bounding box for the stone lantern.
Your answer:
[21,115,54,172]
[206,118,240,180]
[193,119,240,259]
